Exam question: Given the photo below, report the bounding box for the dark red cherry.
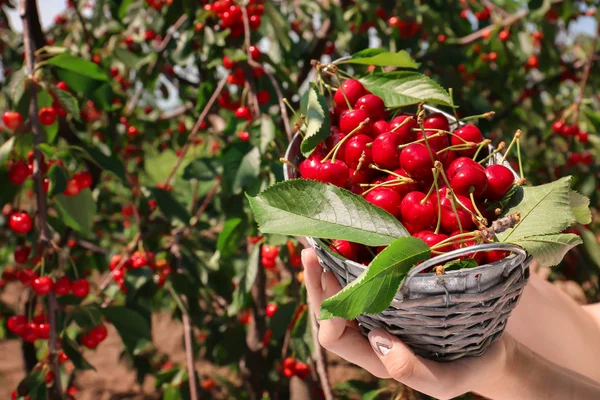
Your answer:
[339,109,372,136]
[71,278,90,298]
[32,276,53,295]
[18,268,37,286]
[451,124,484,157]
[389,115,418,144]
[330,240,360,261]
[325,127,347,160]
[364,188,402,217]
[355,94,386,120]
[333,79,366,109]
[7,315,27,335]
[14,245,31,264]
[299,156,322,180]
[450,165,488,198]
[552,121,565,134]
[485,165,514,200]
[434,188,476,232]
[316,160,350,187]
[8,160,30,185]
[484,250,509,263]
[423,112,450,132]
[344,134,372,169]
[447,157,483,179]
[400,192,436,231]
[9,212,33,234]
[372,120,390,137]
[53,276,71,296]
[399,143,434,179]
[371,132,401,170]
[413,231,450,252]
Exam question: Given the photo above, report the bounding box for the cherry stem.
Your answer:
[397,131,445,149]
[478,141,506,165]
[283,98,300,119]
[279,158,299,172]
[516,137,525,180]
[433,168,442,234]
[472,139,492,160]
[417,108,438,169]
[435,161,464,233]
[500,129,522,164]
[349,152,367,183]
[361,178,412,196]
[431,231,479,249]
[368,164,401,177]
[436,143,476,154]
[461,111,495,122]
[448,88,460,123]
[323,118,370,163]
[469,191,487,225]
[421,169,439,204]
[390,115,415,133]
[415,128,470,144]
[334,71,353,110]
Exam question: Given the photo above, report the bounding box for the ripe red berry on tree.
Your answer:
[3,111,23,130]
[38,107,57,125]
[9,212,33,234]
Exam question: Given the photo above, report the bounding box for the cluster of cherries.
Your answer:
[260,241,302,269]
[297,79,516,265]
[282,357,310,380]
[202,0,265,38]
[109,252,172,292]
[2,265,90,298]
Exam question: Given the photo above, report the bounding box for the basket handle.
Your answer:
[399,243,528,296]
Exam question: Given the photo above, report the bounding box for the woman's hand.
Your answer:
[302,248,600,400]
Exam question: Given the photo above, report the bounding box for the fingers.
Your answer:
[301,248,390,379]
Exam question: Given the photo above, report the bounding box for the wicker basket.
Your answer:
[283,105,532,361]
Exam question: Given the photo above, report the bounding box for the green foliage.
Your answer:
[300,84,331,156]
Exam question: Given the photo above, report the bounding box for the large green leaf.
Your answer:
[359,72,453,108]
[263,2,291,51]
[182,158,221,181]
[0,137,15,165]
[497,177,575,242]
[79,141,127,184]
[217,217,247,259]
[228,245,259,315]
[101,306,151,355]
[7,66,26,104]
[510,233,582,267]
[223,146,261,195]
[300,84,330,157]
[45,53,108,82]
[47,164,68,197]
[339,49,420,69]
[148,187,191,225]
[569,191,591,225]
[320,237,430,320]
[54,189,97,235]
[62,334,95,371]
[248,179,409,246]
[53,88,81,121]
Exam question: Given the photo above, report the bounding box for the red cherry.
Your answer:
[484,165,514,200]
[261,256,276,268]
[32,276,53,295]
[56,81,69,91]
[248,45,261,60]
[53,276,71,296]
[89,324,108,343]
[299,156,322,180]
[37,323,50,339]
[316,160,349,188]
[3,111,23,130]
[400,192,436,231]
[22,322,39,342]
[127,126,139,136]
[283,367,295,378]
[235,106,252,120]
[8,160,30,185]
[498,30,510,41]
[330,240,361,261]
[38,107,57,126]
[400,143,434,179]
[81,333,98,349]
[552,120,565,134]
[526,54,539,69]
[413,231,450,251]
[14,245,31,264]
[339,109,372,135]
[283,357,296,370]
[7,315,27,335]
[423,112,450,132]
[261,245,279,259]
[325,127,346,158]
[372,120,390,136]
[265,303,278,318]
[485,250,509,263]
[365,188,402,217]
[577,132,589,143]
[9,212,33,234]
[333,79,366,109]
[434,188,476,232]
[71,279,90,298]
[256,90,270,104]
[451,124,483,157]
[344,134,372,169]
[447,157,483,180]
[355,94,386,120]
[450,165,488,198]
[562,125,579,137]
[74,171,93,189]
[389,115,418,144]
[64,179,81,196]
[18,268,37,286]
[45,371,54,385]
[237,130,250,141]
[294,362,310,379]
[371,132,401,170]
[222,56,236,69]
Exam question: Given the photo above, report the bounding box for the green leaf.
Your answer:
[340,49,420,69]
[259,115,275,154]
[54,189,97,235]
[228,245,259,315]
[78,141,127,183]
[47,164,68,197]
[38,90,58,143]
[497,177,575,242]
[359,72,453,108]
[62,334,95,370]
[148,187,191,225]
[45,53,108,82]
[7,66,26,104]
[248,180,409,246]
[101,306,151,355]
[182,158,221,181]
[217,217,247,259]
[529,0,544,9]
[53,87,81,121]
[0,137,15,165]
[114,47,142,68]
[163,385,183,400]
[580,227,600,269]
[510,233,582,267]
[223,48,247,62]
[320,237,430,320]
[223,146,261,195]
[569,191,591,225]
[263,2,291,51]
[300,84,330,157]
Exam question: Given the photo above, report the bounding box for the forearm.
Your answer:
[480,339,600,400]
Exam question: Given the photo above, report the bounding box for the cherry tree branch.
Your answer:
[571,17,599,124]
[309,309,334,400]
[296,18,332,88]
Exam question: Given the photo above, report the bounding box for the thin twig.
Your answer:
[163,75,228,186]
[72,2,92,46]
[296,18,332,88]
[191,177,221,227]
[159,104,194,121]
[75,240,109,254]
[309,309,334,400]
[571,17,599,124]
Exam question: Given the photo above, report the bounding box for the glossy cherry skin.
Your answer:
[38,107,57,126]
[372,132,401,170]
[400,191,436,231]
[32,276,53,295]
[8,160,30,185]
[423,112,450,132]
[71,278,90,298]
[89,324,108,343]
[316,160,350,188]
[451,124,484,157]
[485,165,514,200]
[365,188,402,217]
[7,315,27,335]
[53,276,71,296]
[339,109,372,136]
[450,164,488,198]
[344,134,372,169]
[433,188,476,233]
[389,115,418,144]
[18,268,37,286]
[372,120,390,137]
[9,212,33,234]
[484,250,509,263]
[299,155,322,180]
[384,169,418,198]
[355,94,386,120]
[14,245,31,264]
[399,143,434,179]
[413,230,451,252]
[74,171,93,189]
[447,157,483,180]
[3,111,23,130]
[330,239,361,261]
[22,322,39,342]
[333,79,366,109]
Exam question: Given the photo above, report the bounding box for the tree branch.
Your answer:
[310,310,334,400]
[571,16,599,124]
[296,18,332,88]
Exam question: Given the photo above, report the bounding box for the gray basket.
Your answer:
[284,105,531,361]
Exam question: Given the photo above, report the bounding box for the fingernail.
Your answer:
[368,329,392,356]
[321,271,328,292]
